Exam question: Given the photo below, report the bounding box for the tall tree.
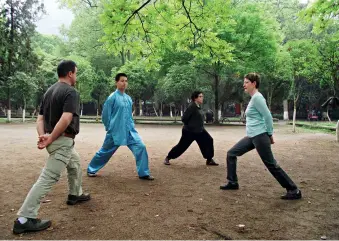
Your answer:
[0,0,44,121]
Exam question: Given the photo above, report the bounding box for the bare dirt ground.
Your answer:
[0,123,338,240]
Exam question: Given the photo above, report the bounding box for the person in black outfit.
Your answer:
[164,91,218,166]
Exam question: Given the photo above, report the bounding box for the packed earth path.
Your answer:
[0,123,338,239]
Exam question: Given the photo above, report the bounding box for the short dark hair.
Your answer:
[244,72,260,88]
[115,73,128,82]
[57,60,77,78]
[191,91,203,101]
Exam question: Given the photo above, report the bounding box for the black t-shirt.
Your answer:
[39,82,80,135]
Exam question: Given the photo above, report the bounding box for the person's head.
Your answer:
[243,72,260,95]
[191,91,204,105]
[57,60,77,86]
[115,73,128,92]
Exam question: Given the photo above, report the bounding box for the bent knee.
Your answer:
[40,168,61,183]
[227,149,236,157]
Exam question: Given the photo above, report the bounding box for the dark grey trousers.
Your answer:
[227,132,297,190]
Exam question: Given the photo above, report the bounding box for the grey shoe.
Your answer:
[13,218,51,234]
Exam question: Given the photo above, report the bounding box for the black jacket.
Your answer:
[181,102,204,133]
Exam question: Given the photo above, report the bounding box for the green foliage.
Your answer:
[300,0,338,33]
[114,60,157,101]
[91,70,110,111]
[66,55,96,103]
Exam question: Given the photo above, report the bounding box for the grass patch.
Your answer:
[298,126,335,134]
[294,121,337,128]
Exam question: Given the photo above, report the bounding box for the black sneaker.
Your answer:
[13,218,51,234]
[139,175,155,180]
[220,182,239,190]
[206,159,219,166]
[67,193,91,205]
[281,189,302,200]
[164,157,170,165]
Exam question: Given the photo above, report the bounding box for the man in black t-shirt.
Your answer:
[13,60,90,235]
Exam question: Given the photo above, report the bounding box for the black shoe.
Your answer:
[13,218,51,234]
[139,175,154,180]
[164,157,170,165]
[206,159,219,166]
[67,193,91,205]
[281,189,302,200]
[220,182,239,190]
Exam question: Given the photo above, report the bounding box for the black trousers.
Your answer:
[227,132,298,190]
[167,128,214,160]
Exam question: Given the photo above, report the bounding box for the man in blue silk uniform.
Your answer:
[87,73,154,180]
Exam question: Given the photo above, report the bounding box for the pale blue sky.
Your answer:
[36,0,74,36]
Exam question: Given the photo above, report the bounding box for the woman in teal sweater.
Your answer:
[220,73,301,200]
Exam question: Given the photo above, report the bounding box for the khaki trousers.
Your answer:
[17,136,83,218]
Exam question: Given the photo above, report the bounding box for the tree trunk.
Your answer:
[160,102,163,117]
[127,50,131,61]
[170,105,173,118]
[180,105,183,116]
[153,104,158,117]
[283,99,289,121]
[32,108,37,119]
[7,0,14,123]
[96,100,99,122]
[214,74,220,123]
[80,103,83,117]
[267,91,272,111]
[120,47,125,65]
[240,102,244,117]
[292,98,297,133]
[139,99,143,116]
[327,106,331,122]
[336,120,339,142]
[22,98,26,122]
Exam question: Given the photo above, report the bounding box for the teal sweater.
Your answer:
[245,92,273,138]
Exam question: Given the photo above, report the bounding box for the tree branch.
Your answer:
[81,0,97,8]
[124,0,152,26]
[181,0,201,33]
[137,12,155,55]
